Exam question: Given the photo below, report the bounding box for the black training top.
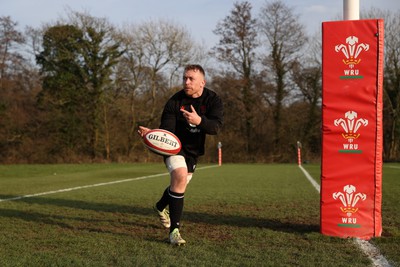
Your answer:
[160,87,223,158]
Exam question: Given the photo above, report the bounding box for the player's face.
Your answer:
[183,69,205,98]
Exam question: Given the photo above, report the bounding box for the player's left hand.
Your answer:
[181,105,202,126]
[137,126,151,137]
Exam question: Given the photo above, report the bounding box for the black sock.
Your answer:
[168,188,184,233]
[156,187,170,211]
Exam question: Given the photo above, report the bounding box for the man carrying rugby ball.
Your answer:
[138,64,223,245]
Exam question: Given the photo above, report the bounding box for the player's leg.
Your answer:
[168,156,197,245]
[167,156,188,245]
[155,155,187,210]
[153,156,186,245]
[154,174,188,230]
[154,183,189,232]
[156,155,188,210]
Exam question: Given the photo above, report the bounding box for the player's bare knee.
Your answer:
[170,169,187,191]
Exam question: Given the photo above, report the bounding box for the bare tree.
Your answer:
[0,16,25,90]
[116,19,205,157]
[0,16,25,147]
[291,32,322,157]
[258,0,307,154]
[362,8,400,160]
[0,16,43,163]
[384,12,400,160]
[212,1,259,153]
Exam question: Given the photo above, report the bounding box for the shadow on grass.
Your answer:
[184,211,319,234]
[0,195,319,235]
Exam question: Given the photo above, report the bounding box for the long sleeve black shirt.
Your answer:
[160,87,223,158]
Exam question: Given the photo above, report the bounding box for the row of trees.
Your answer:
[0,1,399,164]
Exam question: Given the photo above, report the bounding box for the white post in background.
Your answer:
[343,0,360,20]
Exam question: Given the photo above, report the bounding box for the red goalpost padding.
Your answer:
[321,19,384,240]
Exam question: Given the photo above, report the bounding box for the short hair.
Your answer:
[184,64,205,77]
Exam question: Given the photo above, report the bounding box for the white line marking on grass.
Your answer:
[354,239,392,267]
[0,165,218,203]
[387,166,400,169]
[298,165,320,193]
[298,165,391,267]
[0,173,168,202]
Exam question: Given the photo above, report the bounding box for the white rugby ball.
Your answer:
[143,129,181,156]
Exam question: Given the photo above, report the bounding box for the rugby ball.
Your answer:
[143,129,181,156]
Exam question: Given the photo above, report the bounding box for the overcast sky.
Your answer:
[2,0,399,47]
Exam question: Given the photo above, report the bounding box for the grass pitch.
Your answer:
[0,163,398,266]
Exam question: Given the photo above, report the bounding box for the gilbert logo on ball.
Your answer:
[143,129,181,156]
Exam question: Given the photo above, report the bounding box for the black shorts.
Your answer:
[185,155,198,173]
